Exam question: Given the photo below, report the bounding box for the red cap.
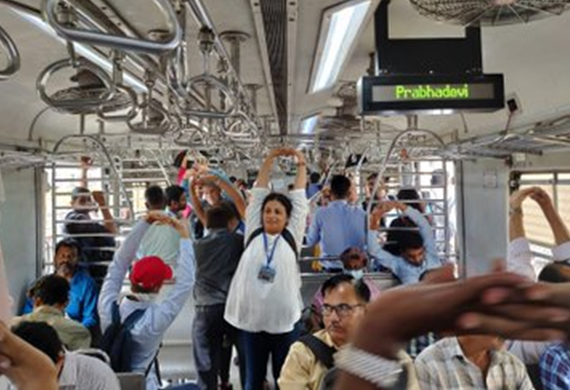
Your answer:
[129,256,173,290]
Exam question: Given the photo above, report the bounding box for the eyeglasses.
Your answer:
[322,303,364,318]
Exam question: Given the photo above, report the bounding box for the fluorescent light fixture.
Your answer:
[300,115,319,135]
[309,0,374,93]
[10,9,147,93]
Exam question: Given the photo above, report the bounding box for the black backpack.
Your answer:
[245,227,298,256]
[100,302,147,373]
[299,334,337,390]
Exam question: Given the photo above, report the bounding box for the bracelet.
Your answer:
[335,344,404,389]
[509,206,523,216]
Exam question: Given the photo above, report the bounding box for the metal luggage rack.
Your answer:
[441,113,570,159]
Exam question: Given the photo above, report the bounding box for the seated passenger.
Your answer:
[368,201,442,285]
[540,342,570,390]
[64,186,117,286]
[306,175,367,271]
[11,321,120,390]
[312,247,381,321]
[192,205,244,390]
[22,239,98,331]
[12,275,91,350]
[415,335,534,389]
[278,274,370,390]
[506,187,570,364]
[98,211,194,390]
[137,185,181,266]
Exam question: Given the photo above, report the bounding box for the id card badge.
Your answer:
[258,265,276,283]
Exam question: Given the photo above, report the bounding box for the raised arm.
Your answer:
[200,174,247,220]
[399,202,438,261]
[92,190,119,235]
[256,149,281,188]
[509,188,534,242]
[507,188,536,280]
[189,178,207,227]
[292,149,307,190]
[531,187,570,247]
[367,204,401,272]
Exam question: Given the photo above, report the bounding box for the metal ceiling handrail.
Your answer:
[0,24,21,80]
[42,0,182,55]
[180,74,238,118]
[36,57,115,112]
[366,128,447,215]
[97,53,138,122]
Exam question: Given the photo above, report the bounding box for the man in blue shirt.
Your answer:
[368,201,442,285]
[23,239,99,332]
[306,175,367,271]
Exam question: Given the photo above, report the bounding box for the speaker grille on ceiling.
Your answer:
[410,0,570,26]
[260,0,288,134]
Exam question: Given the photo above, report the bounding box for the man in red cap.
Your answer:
[98,211,194,390]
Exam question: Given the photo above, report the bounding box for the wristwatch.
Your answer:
[509,206,523,216]
[335,344,407,389]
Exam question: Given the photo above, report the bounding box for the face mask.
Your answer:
[346,269,364,280]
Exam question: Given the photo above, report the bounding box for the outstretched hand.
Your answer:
[350,273,570,360]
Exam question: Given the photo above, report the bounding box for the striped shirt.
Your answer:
[415,337,534,390]
[540,343,570,390]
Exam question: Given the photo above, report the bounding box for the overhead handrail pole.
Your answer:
[366,128,447,216]
[97,52,139,122]
[42,0,183,55]
[0,24,21,80]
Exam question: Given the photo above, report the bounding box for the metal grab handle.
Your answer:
[0,24,21,80]
[36,58,114,110]
[127,100,172,135]
[180,74,237,119]
[97,85,138,122]
[42,0,182,55]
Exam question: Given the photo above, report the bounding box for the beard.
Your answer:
[55,262,75,276]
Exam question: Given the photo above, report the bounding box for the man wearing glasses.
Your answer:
[278,274,370,390]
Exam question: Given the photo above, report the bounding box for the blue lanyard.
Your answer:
[263,233,280,267]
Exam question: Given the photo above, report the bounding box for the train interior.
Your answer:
[1,0,570,388]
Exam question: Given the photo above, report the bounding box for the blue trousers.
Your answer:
[241,324,300,390]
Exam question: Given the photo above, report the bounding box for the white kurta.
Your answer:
[225,188,309,334]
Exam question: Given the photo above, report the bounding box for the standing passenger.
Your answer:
[193,205,244,390]
[98,212,195,390]
[224,148,309,390]
[306,175,367,271]
[137,186,181,266]
[64,187,117,287]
